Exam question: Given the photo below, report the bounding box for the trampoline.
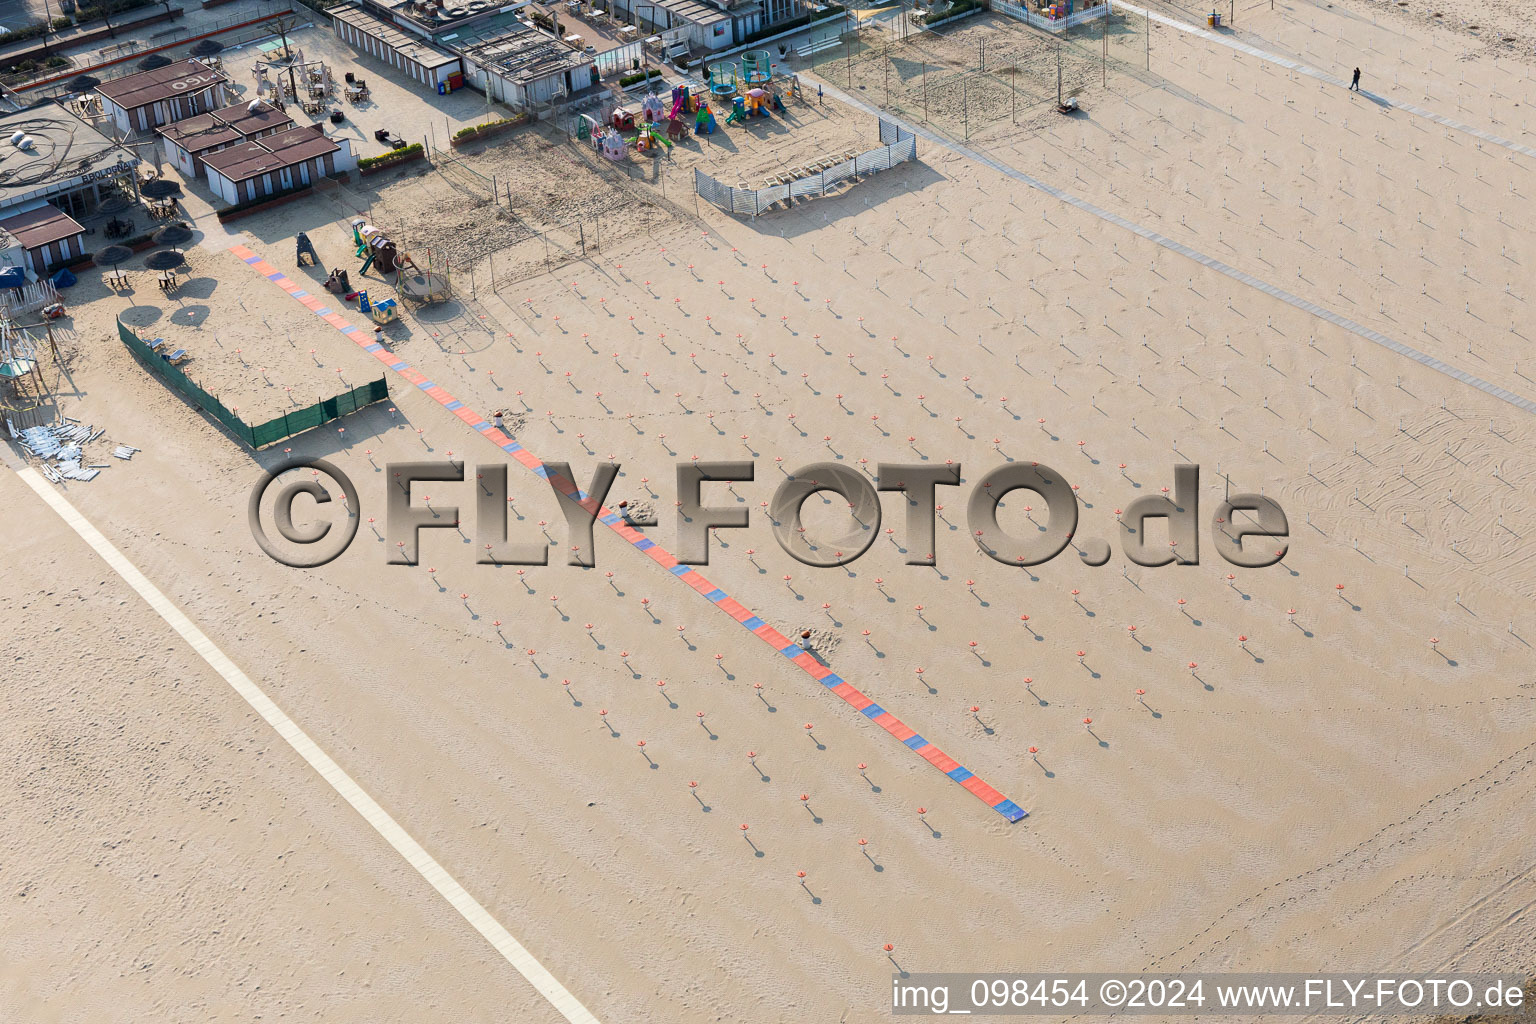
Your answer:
[398,269,452,305]
[741,50,772,88]
[706,61,738,99]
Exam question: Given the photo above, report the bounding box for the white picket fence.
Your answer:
[0,279,60,320]
[695,118,917,215]
[993,0,1111,31]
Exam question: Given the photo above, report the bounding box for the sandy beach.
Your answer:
[4,0,1536,1019]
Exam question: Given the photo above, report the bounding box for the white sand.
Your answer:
[4,1,1536,1020]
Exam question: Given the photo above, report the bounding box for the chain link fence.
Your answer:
[800,5,1150,142]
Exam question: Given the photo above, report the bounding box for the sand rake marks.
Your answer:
[229,242,1027,824]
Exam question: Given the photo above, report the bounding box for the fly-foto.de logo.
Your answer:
[248,459,1288,570]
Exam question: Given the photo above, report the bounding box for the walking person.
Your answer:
[1350,66,1361,91]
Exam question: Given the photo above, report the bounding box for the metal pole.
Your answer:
[1146,11,1150,69]
[883,47,889,108]
[40,0,54,55]
[963,80,968,139]
[1012,68,1017,122]
[923,64,928,121]
[1103,14,1107,87]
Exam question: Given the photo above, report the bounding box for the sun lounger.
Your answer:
[167,349,188,364]
[147,337,167,351]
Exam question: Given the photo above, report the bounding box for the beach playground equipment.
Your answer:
[358,290,399,324]
[578,112,632,160]
[353,220,399,275]
[397,265,452,306]
[695,102,717,134]
[741,50,772,88]
[601,129,628,159]
[640,92,666,122]
[739,87,780,118]
[707,61,738,100]
[295,231,319,267]
[349,218,450,305]
[669,84,693,121]
[636,123,674,152]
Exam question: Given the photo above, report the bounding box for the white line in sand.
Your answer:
[11,466,603,1024]
[1114,0,1536,161]
[815,84,1536,416]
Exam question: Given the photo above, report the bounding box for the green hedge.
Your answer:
[618,68,660,88]
[453,115,524,140]
[1,20,52,44]
[75,0,158,21]
[922,0,981,24]
[358,141,424,170]
[3,52,67,74]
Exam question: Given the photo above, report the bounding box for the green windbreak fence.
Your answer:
[118,316,389,449]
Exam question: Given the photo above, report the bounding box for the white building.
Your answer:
[157,100,295,178]
[202,126,358,206]
[330,1,466,89]
[0,102,139,226]
[96,59,229,135]
[0,202,87,274]
[457,26,598,110]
